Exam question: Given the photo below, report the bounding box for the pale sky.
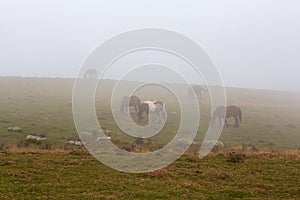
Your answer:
[0,0,300,92]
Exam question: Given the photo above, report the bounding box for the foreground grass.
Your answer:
[0,151,299,199]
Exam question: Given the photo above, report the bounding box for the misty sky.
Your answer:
[0,0,300,92]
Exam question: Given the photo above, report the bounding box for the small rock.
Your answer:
[68,140,83,146]
[97,136,112,141]
[26,135,46,141]
[8,127,23,133]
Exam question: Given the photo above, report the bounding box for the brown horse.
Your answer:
[188,84,208,100]
[211,105,242,128]
[137,100,166,123]
[120,96,141,115]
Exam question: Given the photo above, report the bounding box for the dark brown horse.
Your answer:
[137,100,166,123]
[188,84,208,100]
[211,105,242,128]
[120,96,141,115]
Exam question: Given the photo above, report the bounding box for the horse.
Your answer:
[188,84,208,100]
[137,100,166,123]
[211,105,242,128]
[120,96,142,116]
[84,68,98,79]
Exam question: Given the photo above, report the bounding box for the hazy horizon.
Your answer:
[1,1,299,92]
[1,75,300,95]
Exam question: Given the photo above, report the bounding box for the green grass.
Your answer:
[0,151,299,199]
[0,77,300,199]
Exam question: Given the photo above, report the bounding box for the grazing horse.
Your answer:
[120,96,142,115]
[211,105,242,128]
[137,100,166,123]
[84,68,98,79]
[188,84,208,100]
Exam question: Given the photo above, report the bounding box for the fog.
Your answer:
[0,0,299,92]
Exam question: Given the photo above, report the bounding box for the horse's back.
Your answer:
[227,105,239,109]
[142,100,165,113]
[227,105,240,112]
[145,101,157,112]
[143,100,154,106]
[130,96,140,101]
[226,105,241,117]
[122,96,140,104]
[141,101,153,109]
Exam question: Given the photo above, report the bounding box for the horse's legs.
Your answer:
[134,105,138,116]
[224,118,229,127]
[158,110,165,123]
[148,112,152,124]
[234,116,239,128]
[138,110,144,122]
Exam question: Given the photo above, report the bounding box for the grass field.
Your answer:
[1,151,299,200]
[0,77,300,199]
[1,77,300,150]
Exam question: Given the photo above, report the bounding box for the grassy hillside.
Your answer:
[0,77,299,150]
[0,77,300,199]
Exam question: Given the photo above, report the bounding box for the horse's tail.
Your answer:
[238,108,242,123]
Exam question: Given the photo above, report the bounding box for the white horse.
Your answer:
[137,100,166,123]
